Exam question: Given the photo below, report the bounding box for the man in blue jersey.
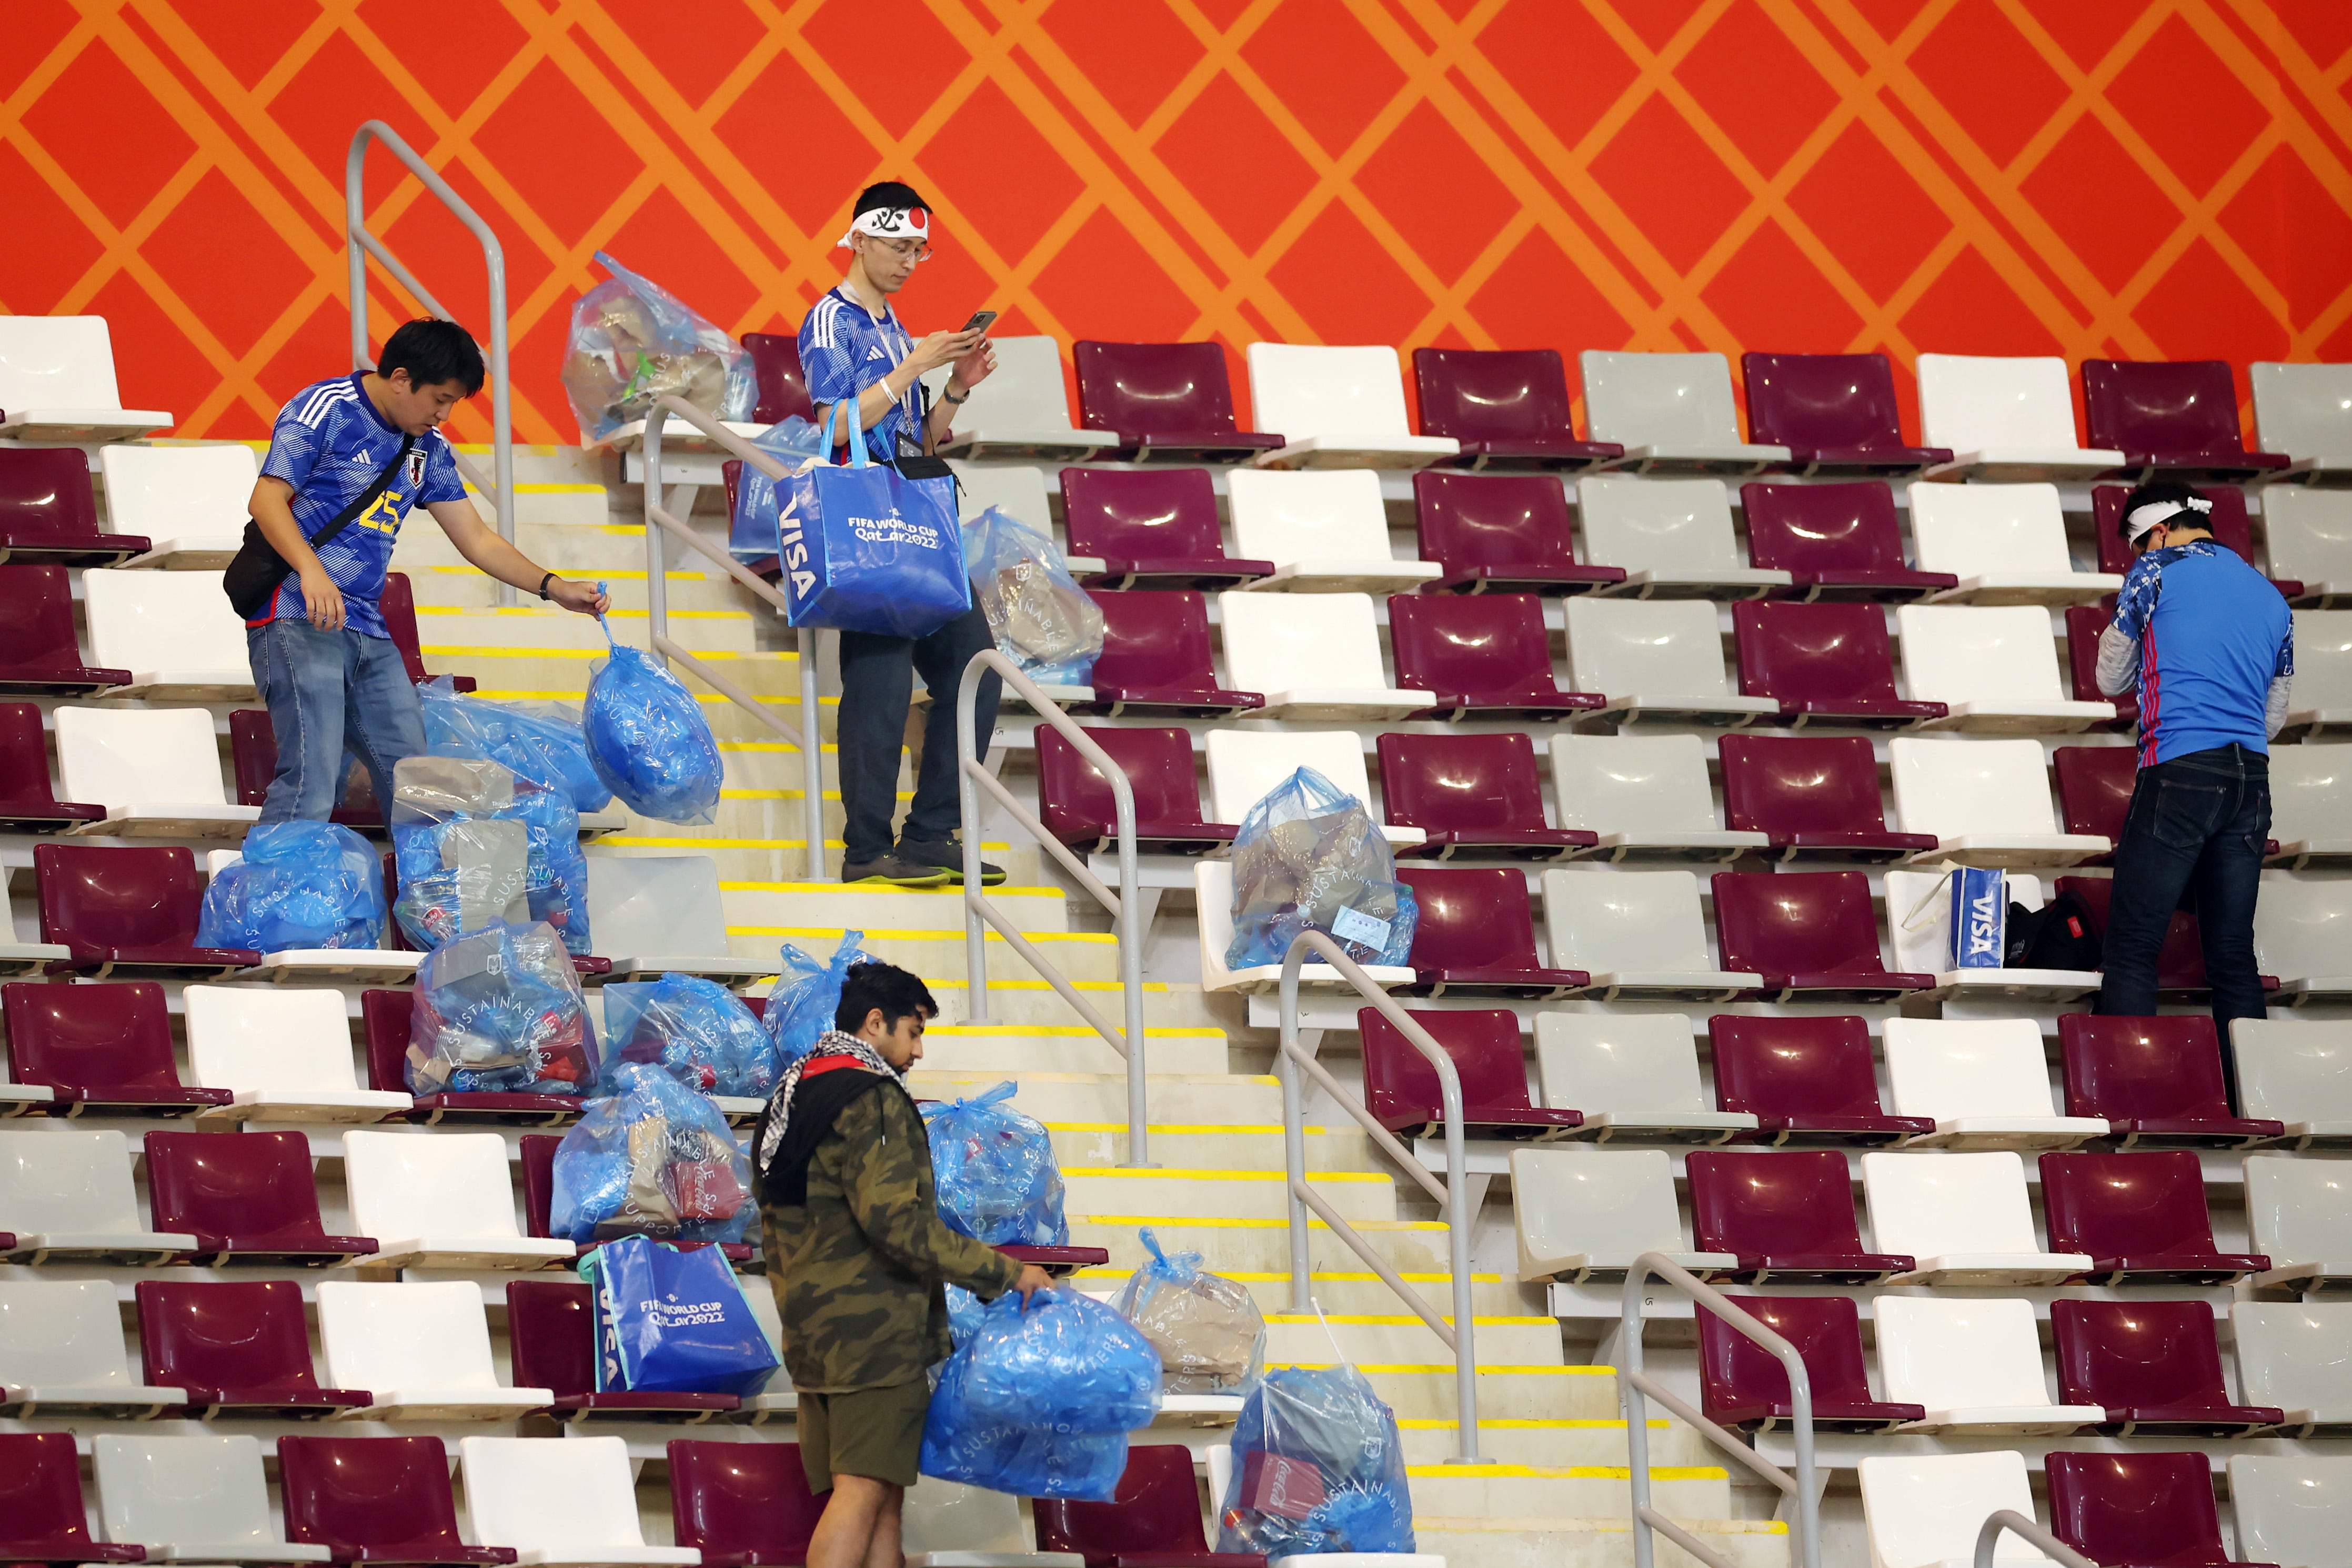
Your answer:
[800,181,1006,887]
[2094,481,2294,1031]
[246,318,609,821]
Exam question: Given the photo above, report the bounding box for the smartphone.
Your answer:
[960,310,998,335]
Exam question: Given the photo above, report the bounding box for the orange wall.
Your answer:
[5,0,2350,445]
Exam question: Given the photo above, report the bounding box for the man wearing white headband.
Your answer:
[2093,480,2293,1038]
[800,180,1006,889]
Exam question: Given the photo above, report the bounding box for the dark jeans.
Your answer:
[835,605,999,863]
[2095,743,2270,1036]
[247,619,425,824]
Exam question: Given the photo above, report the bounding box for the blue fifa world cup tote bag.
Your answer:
[779,395,971,638]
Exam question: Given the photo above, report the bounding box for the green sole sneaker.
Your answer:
[841,855,953,886]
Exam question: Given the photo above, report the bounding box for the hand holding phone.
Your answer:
[960,309,998,335]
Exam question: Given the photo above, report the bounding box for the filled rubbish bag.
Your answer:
[389,755,589,956]
[963,505,1104,687]
[958,1286,1162,1434]
[1215,1364,1417,1557]
[920,1330,1129,1502]
[406,920,599,1099]
[728,415,830,564]
[549,1061,755,1244]
[923,1082,1068,1247]
[196,821,386,953]
[1111,1228,1267,1396]
[580,1235,777,1395]
[560,250,754,445]
[762,931,877,1069]
[418,676,613,815]
[597,973,780,1100]
[583,607,723,827]
[945,1283,986,1350]
[1225,767,1419,971]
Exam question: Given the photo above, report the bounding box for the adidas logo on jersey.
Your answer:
[866,345,887,360]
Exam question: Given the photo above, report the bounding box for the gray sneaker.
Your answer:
[897,837,1007,886]
[840,853,952,887]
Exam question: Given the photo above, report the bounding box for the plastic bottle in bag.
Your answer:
[583,607,723,827]
[922,1082,1069,1246]
[1111,1228,1268,1395]
[417,676,613,815]
[1225,767,1419,971]
[596,973,780,1100]
[560,251,754,445]
[762,932,876,1068]
[1214,1364,1417,1557]
[406,920,599,1099]
[549,1061,755,1244]
[963,506,1105,687]
[196,821,386,953]
[389,754,589,956]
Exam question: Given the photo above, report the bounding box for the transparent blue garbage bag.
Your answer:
[579,1235,777,1395]
[583,604,723,827]
[406,920,599,1099]
[762,931,877,1069]
[963,505,1104,687]
[1111,1228,1267,1396]
[389,755,589,956]
[1214,1364,1417,1557]
[959,1285,1162,1434]
[728,415,829,564]
[196,821,385,953]
[920,1328,1130,1501]
[1225,767,1419,972]
[549,1061,754,1244]
[560,250,753,445]
[946,1283,986,1350]
[418,675,613,815]
[597,974,780,1099]
[922,1081,1069,1247]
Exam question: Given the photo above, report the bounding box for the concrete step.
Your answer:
[408,564,751,615]
[906,1070,1279,1124]
[753,928,1128,984]
[1041,1121,1387,1174]
[1402,1463,1730,1523]
[1063,1261,1539,1319]
[1063,1165,1394,1223]
[1262,1312,1563,1367]
[412,604,756,655]
[720,881,1070,934]
[449,443,610,489]
[920,982,1225,1032]
[1067,1216,1459,1278]
[415,649,803,703]
[1394,1421,1712,1470]
[1413,1518,1789,1568]
[1324,1363,1621,1423]
[912,1024,1229,1076]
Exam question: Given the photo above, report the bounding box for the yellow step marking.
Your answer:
[923,979,1174,993]
[422,646,787,660]
[1412,1519,1786,1536]
[1271,1363,1609,1375]
[1045,1123,1321,1135]
[1062,1167,1386,1182]
[930,1025,1222,1037]
[1070,1269,1506,1284]
[1078,1217,1447,1231]
[417,605,748,620]
[745,927,1114,943]
[1263,1313,1556,1326]
[1406,1464,1727,1481]
[723,881,1062,896]
[431,566,703,580]
[1396,1419,1666,1430]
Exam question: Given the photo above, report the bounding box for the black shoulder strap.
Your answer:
[307,433,415,554]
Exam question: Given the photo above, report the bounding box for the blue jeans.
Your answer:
[2095,743,2270,1037]
[247,619,425,824]
[834,606,999,864]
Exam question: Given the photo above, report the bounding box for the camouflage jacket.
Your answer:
[759,1074,1022,1392]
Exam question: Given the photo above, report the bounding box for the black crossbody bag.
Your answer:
[222,434,414,620]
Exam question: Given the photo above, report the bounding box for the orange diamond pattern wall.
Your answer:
[4,0,2350,444]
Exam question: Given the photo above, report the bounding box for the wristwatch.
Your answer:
[941,385,970,405]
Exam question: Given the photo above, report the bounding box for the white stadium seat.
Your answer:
[1874,1296,2103,1435]
[317,1281,551,1421]
[1580,350,1789,476]
[2260,484,2352,606]
[183,985,410,1122]
[586,854,770,983]
[1562,598,1779,726]
[80,569,257,701]
[1540,867,1762,1001]
[339,1130,572,1271]
[1881,1018,2106,1150]
[2253,876,2352,1003]
[1897,605,2113,733]
[1509,1145,1733,1283]
[0,315,170,444]
[1533,1011,1757,1144]
[1915,353,2127,483]
[1889,739,2107,866]
[1192,858,1411,996]
[2250,360,2352,487]
[457,1435,700,1565]
[2227,1455,2352,1568]
[98,443,255,570]
[2230,1302,2352,1436]
[1861,1150,2092,1284]
[53,706,259,840]
[1883,870,2100,1003]
[2286,609,2352,736]
[2230,1018,2352,1147]
[1858,1451,2050,1568]
[1574,475,1789,599]
[928,336,1115,461]
[94,1433,331,1562]
[1908,482,2120,605]
[947,460,1055,534]
[1546,733,1768,860]
[1225,469,1440,594]
[0,1129,195,1264]
[903,1475,1084,1568]
[0,1279,183,1417]
[2245,1154,2352,1294]
[1203,729,1420,851]
[1213,592,1432,721]
[2267,743,2352,866]
[1243,344,1458,471]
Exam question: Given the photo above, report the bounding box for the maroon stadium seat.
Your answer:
[378,573,473,692]
[1387,594,1606,721]
[1394,867,1589,999]
[1376,732,1596,861]
[2056,1015,2283,1148]
[1360,1006,1582,1142]
[230,709,385,831]
[1717,734,1937,863]
[0,701,102,832]
[1059,469,1271,591]
[2045,1452,2268,1568]
[2052,744,2137,857]
[1064,592,1262,719]
[2050,1299,2283,1436]
[1,980,229,1116]
[278,1435,515,1565]
[361,989,584,1125]
[1685,1150,1913,1283]
[1031,1440,1268,1568]
[667,1439,826,1567]
[0,1432,145,1564]
[1741,353,1952,478]
[2053,876,2279,999]
[2060,606,2140,730]
[1710,871,1933,1001]
[1411,348,1622,473]
[2088,483,2291,589]
[1706,1015,1934,1145]
[2039,1150,2269,1285]
[0,563,130,695]
[742,332,814,426]
[34,843,260,978]
[0,448,147,568]
[1739,480,1954,601]
[137,1279,370,1418]
[1070,341,1283,465]
[506,1281,739,1421]
[1035,725,1232,856]
[515,1132,760,1269]
[2082,359,2290,484]
[145,1129,376,1267]
[1731,600,1947,728]
[1697,1294,1924,1432]
[1411,470,1625,595]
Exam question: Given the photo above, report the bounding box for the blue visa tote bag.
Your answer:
[589,1235,779,1396]
[779,396,970,638]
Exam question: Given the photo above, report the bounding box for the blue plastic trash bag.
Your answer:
[1111,1228,1267,1396]
[923,1082,1069,1246]
[196,821,385,953]
[960,1286,1161,1433]
[1216,1365,1416,1557]
[963,506,1104,687]
[597,974,780,1100]
[418,676,613,815]
[406,920,599,1098]
[946,1284,986,1350]
[1225,767,1419,972]
[728,415,830,564]
[550,1061,754,1244]
[584,609,724,827]
[560,250,753,445]
[579,1235,777,1396]
[389,755,589,956]
[780,398,969,638]
[919,1324,1130,1502]
[763,931,877,1068]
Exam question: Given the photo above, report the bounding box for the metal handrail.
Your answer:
[345,121,514,592]
[642,395,826,882]
[956,650,1149,1168]
[1276,929,1483,1463]
[1976,1511,2096,1568]
[1621,1254,1818,1568]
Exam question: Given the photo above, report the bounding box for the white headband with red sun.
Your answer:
[839,206,932,253]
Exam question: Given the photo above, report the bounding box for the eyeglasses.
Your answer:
[866,237,930,261]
